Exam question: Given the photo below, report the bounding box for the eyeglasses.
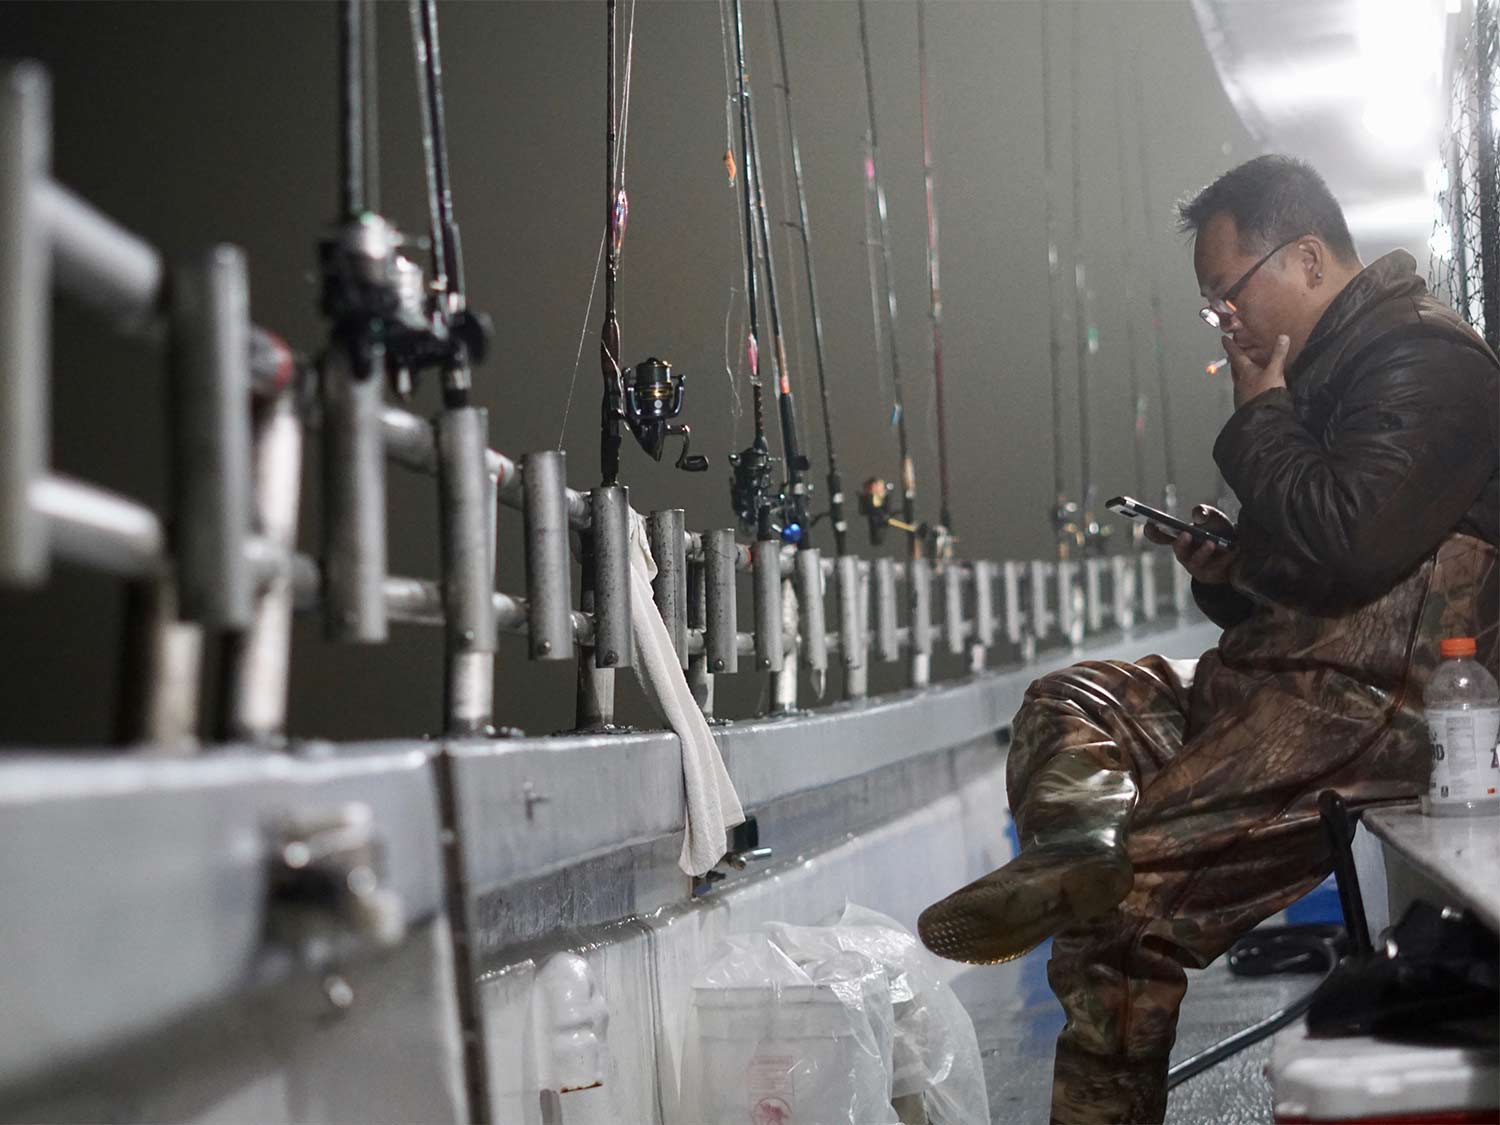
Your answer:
[1198,236,1300,330]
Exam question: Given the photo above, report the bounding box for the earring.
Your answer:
[1315,271,1323,280]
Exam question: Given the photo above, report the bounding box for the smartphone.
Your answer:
[1105,495,1236,550]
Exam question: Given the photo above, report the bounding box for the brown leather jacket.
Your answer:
[1196,250,1499,627]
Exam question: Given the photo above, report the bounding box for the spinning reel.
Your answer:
[319,213,491,399]
[730,438,802,544]
[623,357,709,472]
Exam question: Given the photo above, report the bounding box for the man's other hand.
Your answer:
[1222,333,1290,409]
[1143,504,1237,585]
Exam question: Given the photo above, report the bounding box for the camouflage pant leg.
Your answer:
[1039,657,1425,1124]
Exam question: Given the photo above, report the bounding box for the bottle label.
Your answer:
[1425,707,1500,805]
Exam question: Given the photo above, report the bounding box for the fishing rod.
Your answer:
[1038,0,1078,558]
[1066,0,1104,553]
[854,0,919,558]
[917,0,954,556]
[727,0,785,543]
[744,44,812,548]
[1111,21,1148,537]
[597,0,705,488]
[1131,56,1181,517]
[770,0,847,557]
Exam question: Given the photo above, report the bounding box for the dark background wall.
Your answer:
[0,0,1270,744]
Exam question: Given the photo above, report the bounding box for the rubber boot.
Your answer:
[918,752,1138,964]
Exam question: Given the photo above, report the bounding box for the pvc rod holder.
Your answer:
[1139,551,1159,622]
[944,563,965,656]
[320,344,388,642]
[439,406,497,734]
[590,484,631,670]
[835,554,863,671]
[752,539,784,673]
[1085,557,1105,633]
[225,394,303,741]
[704,528,738,675]
[974,560,996,648]
[796,548,827,679]
[1111,555,1134,632]
[169,244,254,629]
[875,557,899,663]
[0,64,51,586]
[38,179,163,334]
[1003,561,1025,646]
[523,451,574,661]
[648,509,689,668]
[1030,560,1054,641]
[909,558,933,688]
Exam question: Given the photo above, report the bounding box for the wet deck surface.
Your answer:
[951,936,1310,1124]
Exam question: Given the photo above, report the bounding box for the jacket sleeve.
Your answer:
[1214,330,1499,604]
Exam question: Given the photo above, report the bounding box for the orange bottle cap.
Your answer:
[1440,637,1477,659]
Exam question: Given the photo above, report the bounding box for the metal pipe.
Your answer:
[704,528,738,675]
[909,557,933,687]
[649,508,688,669]
[974,560,996,649]
[37,179,163,335]
[836,554,863,673]
[771,575,798,711]
[1058,558,1082,647]
[115,576,202,753]
[1085,556,1105,634]
[1111,554,1134,632]
[797,547,827,695]
[753,538,784,673]
[1030,559,1054,641]
[687,553,714,715]
[875,556,899,663]
[224,394,303,742]
[33,473,165,578]
[0,64,51,587]
[848,559,871,696]
[438,407,496,734]
[320,345,388,642]
[590,484,631,669]
[169,244,254,629]
[1003,560,1025,647]
[943,563,964,656]
[1139,550,1159,622]
[524,450,574,661]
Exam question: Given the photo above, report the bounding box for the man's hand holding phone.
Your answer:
[1143,504,1238,585]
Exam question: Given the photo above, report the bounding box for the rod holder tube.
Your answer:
[320,345,388,642]
[439,406,497,733]
[1172,559,1191,618]
[909,558,933,687]
[590,484,631,669]
[1111,555,1134,632]
[943,563,965,656]
[0,64,51,586]
[835,554,863,671]
[875,557,899,663]
[115,576,202,752]
[1138,551,1158,621]
[846,560,871,697]
[649,508,689,668]
[705,528,738,675]
[1085,556,1105,633]
[1030,560,1054,641]
[523,450,574,661]
[974,560,996,648]
[752,539,784,673]
[797,548,827,681]
[225,394,303,741]
[1058,559,1083,647]
[38,179,163,335]
[1003,560,1025,646]
[687,553,714,714]
[169,245,255,629]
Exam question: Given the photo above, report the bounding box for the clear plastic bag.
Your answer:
[674,905,987,1125]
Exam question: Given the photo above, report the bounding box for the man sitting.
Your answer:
[918,155,1500,1124]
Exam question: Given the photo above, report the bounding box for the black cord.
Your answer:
[1166,925,1345,1090]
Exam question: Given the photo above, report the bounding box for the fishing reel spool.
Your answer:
[729,439,802,544]
[859,478,893,546]
[319,213,491,399]
[623,357,709,473]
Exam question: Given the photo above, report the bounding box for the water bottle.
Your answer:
[1422,636,1500,817]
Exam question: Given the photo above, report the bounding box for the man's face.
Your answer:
[1193,213,1309,367]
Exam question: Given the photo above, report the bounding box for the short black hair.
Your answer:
[1177,155,1358,263]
